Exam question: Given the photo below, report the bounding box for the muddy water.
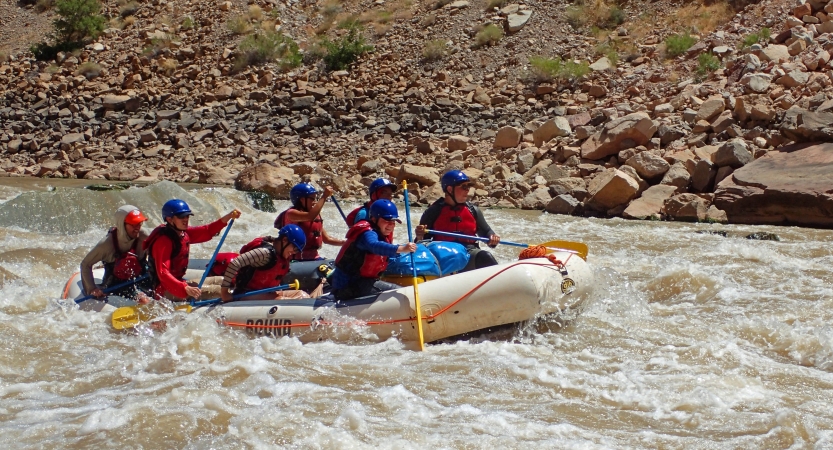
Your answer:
[0,179,832,449]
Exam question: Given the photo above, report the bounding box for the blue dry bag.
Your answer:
[426,241,470,275]
[385,244,442,277]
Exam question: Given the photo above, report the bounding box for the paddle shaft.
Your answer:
[197,219,234,289]
[426,229,579,254]
[403,181,426,351]
[75,274,150,304]
[331,196,348,224]
[190,281,298,308]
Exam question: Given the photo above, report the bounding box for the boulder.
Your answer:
[740,73,771,94]
[532,118,571,146]
[690,159,717,193]
[664,193,709,222]
[580,113,657,160]
[622,184,679,220]
[520,187,551,210]
[626,151,670,179]
[586,169,640,211]
[494,126,522,148]
[234,162,298,199]
[397,164,440,186]
[507,10,533,32]
[696,96,725,122]
[198,164,235,185]
[713,142,833,227]
[713,139,752,168]
[660,163,691,190]
[759,44,790,63]
[545,194,581,215]
[780,106,833,142]
[447,135,470,151]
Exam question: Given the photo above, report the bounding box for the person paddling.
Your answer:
[144,199,240,302]
[274,183,345,261]
[79,205,151,301]
[219,224,310,302]
[345,178,397,226]
[415,170,501,271]
[330,199,417,301]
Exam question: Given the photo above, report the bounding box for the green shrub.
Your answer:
[487,0,506,8]
[75,61,101,79]
[119,1,139,17]
[422,39,447,62]
[31,40,82,61]
[474,24,503,47]
[740,27,771,49]
[235,30,302,72]
[595,43,619,67]
[181,16,196,30]
[696,52,720,79]
[606,6,625,28]
[566,5,585,30]
[527,55,590,83]
[320,22,373,71]
[226,15,252,35]
[665,32,696,57]
[35,0,55,12]
[54,0,106,42]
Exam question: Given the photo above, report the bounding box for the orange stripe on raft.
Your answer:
[62,272,79,299]
[221,259,567,329]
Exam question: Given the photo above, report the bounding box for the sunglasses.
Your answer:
[174,212,193,219]
[458,183,473,190]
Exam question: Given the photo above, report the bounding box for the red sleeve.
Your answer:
[186,219,228,244]
[151,234,188,299]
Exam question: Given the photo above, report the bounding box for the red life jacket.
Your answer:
[210,252,238,276]
[432,202,478,244]
[345,202,370,226]
[335,221,392,278]
[103,228,143,285]
[234,237,290,292]
[144,224,190,286]
[275,209,323,260]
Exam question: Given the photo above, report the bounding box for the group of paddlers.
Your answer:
[79,170,503,304]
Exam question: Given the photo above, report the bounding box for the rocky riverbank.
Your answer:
[1,0,832,226]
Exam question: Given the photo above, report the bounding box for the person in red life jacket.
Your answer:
[219,224,310,302]
[274,183,345,260]
[80,205,151,301]
[414,170,501,271]
[346,178,397,226]
[144,199,241,301]
[330,199,417,301]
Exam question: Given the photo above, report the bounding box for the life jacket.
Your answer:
[102,228,144,286]
[335,221,392,279]
[210,252,238,276]
[234,236,291,292]
[431,201,478,245]
[345,202,370,226]
[275,209,323,260]
[144,224,189,288]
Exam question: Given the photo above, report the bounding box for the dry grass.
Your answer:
[75,62,102,79]
[227,15,253,35]
[248,5,263,21]
[0,50,9,63]
[159,58,177,75]
[668,0,733,33]
[123,15,136,28]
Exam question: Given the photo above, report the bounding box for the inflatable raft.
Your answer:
[63,252,593,344]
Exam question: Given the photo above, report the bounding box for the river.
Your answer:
[0,178,831,449]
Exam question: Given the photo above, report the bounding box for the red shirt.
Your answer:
[150,219,227,298]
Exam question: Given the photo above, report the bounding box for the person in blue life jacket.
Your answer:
[346,178,397,226]
[414,170,501,271]
[219,224,310,302]
[274,183,345,261]
[330,199,417,301]
[79,205,152,302]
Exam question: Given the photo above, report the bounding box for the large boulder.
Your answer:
[625,151,670,179]
[664,193,709,222]
[533,118,571,146]
[622,184,679,220]
[713,142,833,227]
[493,126,522,148]
[234,162,298,199]
[713,139,752,168]
[546,194,582,215]
[397,164,440,186]
[198,164,235,185]
[779,106,833,142]
[581,113,657,160]
[586,168,640,211]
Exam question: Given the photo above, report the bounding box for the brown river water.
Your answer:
[0,178,832,449]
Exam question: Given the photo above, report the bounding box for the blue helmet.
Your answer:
[289,183,318,209]
[441,170,470,193]
[278,224,306,251]
[162,199,193,219]
[369,178,397,200]
[369,199,401,223]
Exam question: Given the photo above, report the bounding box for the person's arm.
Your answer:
[79,238,111,296]
[220,248,272,301]
[322,228,345,247]
[284,186,334,222]
[472,205,500,247]
[151,236,189,299]
[356,232,414,257]
[415,203,441,241]
[135,230,150,260]
[187,210,241,244]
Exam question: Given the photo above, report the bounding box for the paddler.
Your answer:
[345,178,397,226]
[144,199,240,301]
[414,170,501,271]
[330,199,417,301]
[274,183,345,261]
[79,205,152,301]
[219,224,310,301]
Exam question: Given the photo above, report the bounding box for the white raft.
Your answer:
[64,252,593,343]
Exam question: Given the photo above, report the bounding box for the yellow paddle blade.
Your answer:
[111,303,193,330]
[539,240,589,260]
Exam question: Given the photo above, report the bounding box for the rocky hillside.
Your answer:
[1,0,832,225]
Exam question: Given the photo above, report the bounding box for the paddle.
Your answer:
[425,229,589,260]
[403,181,426,351]
[330,196,348,225]
[112,281,301,330]
[190,280,300,308]
[195,218,234,292]
[74,274,150,304]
